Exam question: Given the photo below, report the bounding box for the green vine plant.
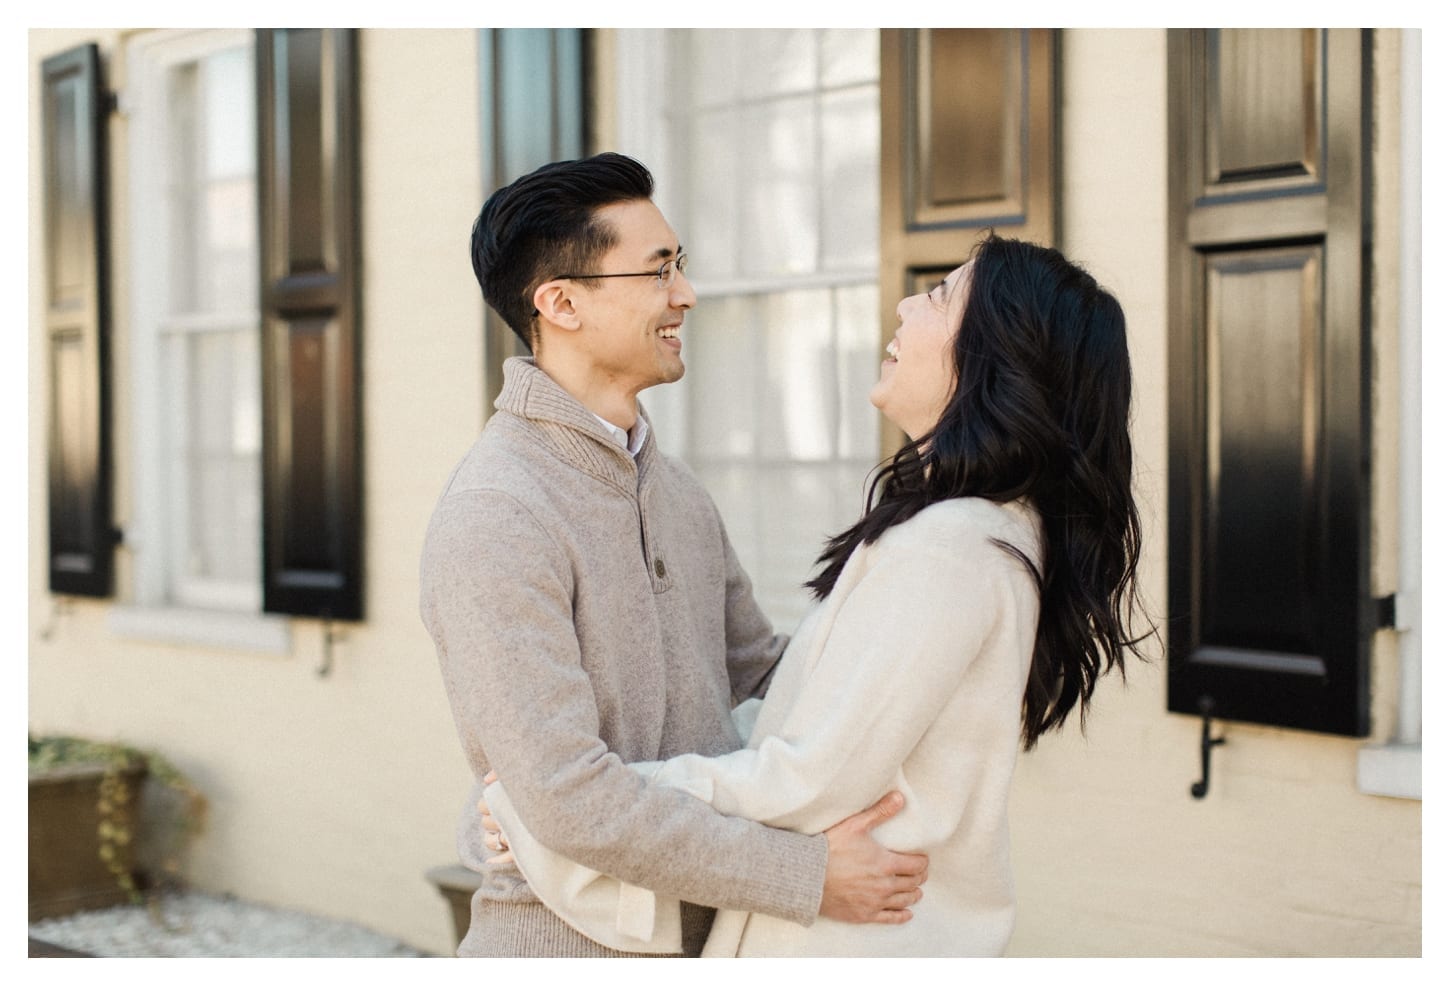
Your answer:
[29,734,208,908]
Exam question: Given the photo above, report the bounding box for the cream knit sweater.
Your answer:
[486,496,1043,956]
[420,358,828,956]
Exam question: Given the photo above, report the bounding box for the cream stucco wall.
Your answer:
[28,28,486,955]
[28,27,1420,958]
[1004,29,1421,957]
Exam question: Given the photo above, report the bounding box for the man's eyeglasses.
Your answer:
[555,252,688,290]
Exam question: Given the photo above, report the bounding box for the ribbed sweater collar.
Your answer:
[494,357,655,494]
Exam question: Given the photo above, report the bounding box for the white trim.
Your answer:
[1393,27,1422,749]
[1356,744,1421,800]
[1357,29,1421,801]
[108,606,291,656]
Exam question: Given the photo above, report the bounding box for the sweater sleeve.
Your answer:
[476,516,1031,951]
[420,488,826,925]
[643,531,1022,835]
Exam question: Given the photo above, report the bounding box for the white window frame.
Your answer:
[1357,28,1420,800]
[112,28,288,655]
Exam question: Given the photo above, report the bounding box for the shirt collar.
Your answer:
[592,413,650,459]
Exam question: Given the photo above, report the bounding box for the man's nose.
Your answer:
[671,271,697,310]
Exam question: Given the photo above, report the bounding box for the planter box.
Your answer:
[29,761,147,921]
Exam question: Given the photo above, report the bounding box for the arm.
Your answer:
[482,776,917,951]
[477,527,1014,941]
[644,537,1019,837]
[421,489,824,922]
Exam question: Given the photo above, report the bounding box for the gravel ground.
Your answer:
[29,890,432,958]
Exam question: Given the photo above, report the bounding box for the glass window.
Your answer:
[617,29,881,627]
[129,30,261,613]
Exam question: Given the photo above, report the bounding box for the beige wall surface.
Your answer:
[28,27,1420,958]
[1005,29,1420,958]
[28,28,485,955]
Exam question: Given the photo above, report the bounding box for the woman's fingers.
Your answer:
[478,771,510,862]
[477,798,502,833]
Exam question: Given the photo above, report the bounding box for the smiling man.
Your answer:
[419,153,928,957]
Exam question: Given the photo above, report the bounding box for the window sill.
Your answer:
[108,605,291,656]
[1356,743,1421,800]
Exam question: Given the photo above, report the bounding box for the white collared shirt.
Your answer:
[593,413,650,459]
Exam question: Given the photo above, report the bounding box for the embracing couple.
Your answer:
[420,152,1146,958]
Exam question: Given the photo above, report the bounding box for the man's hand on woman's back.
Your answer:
[820,791,929,924]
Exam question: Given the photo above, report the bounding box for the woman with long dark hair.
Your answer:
[479,233,1148,956]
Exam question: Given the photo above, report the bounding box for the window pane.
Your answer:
[201,46,257,312]
[688,295,757,459]
[737,94,818,278]
[168,62,201,315]
[760,288,835,462]
[753,463,869,627]
[183,329,262,586]
[693,461,760,580]
[687,106,742,282]
[202,46,254,177]
[736,29,816,100]
[821,86,881,271]
[139,31,262,613]
[168,44,258,316]
[686,30,742,108]
[621,29,881,630]
[835,283,883,460]
[820,29,878,89]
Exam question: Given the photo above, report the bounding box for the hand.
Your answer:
[479,770,513,866]
[819,791,929,924]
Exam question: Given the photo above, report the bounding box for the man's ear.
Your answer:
[532,280,581,331]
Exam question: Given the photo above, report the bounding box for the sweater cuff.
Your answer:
[754,830,828,926]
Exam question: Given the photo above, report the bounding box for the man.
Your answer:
[420,153,928,957]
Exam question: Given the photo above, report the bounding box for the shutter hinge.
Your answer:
[1374,594,1397,630]
[102,89,120,116]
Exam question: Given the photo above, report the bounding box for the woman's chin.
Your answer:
[868,380,888,411]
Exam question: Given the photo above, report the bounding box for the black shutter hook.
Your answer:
[1190,696,1227,799]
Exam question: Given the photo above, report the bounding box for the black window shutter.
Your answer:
[256,29,363,620]
[42,44,115,598]
[1166,29,1371,736]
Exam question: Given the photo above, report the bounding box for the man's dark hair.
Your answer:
[470,152,655,352]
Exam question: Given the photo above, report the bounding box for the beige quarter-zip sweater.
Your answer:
[419,357,827,956]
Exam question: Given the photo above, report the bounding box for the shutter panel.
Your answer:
[42,44,115,597]
[879,28,1058,457]
[477,28,588,409]
[257,29,363,620]
[1167,29,1371,735]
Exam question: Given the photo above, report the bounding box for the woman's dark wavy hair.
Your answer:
[469,152,654,352]
[806,233,1150,750]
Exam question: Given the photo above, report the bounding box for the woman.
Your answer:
[480,233,1147,956]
